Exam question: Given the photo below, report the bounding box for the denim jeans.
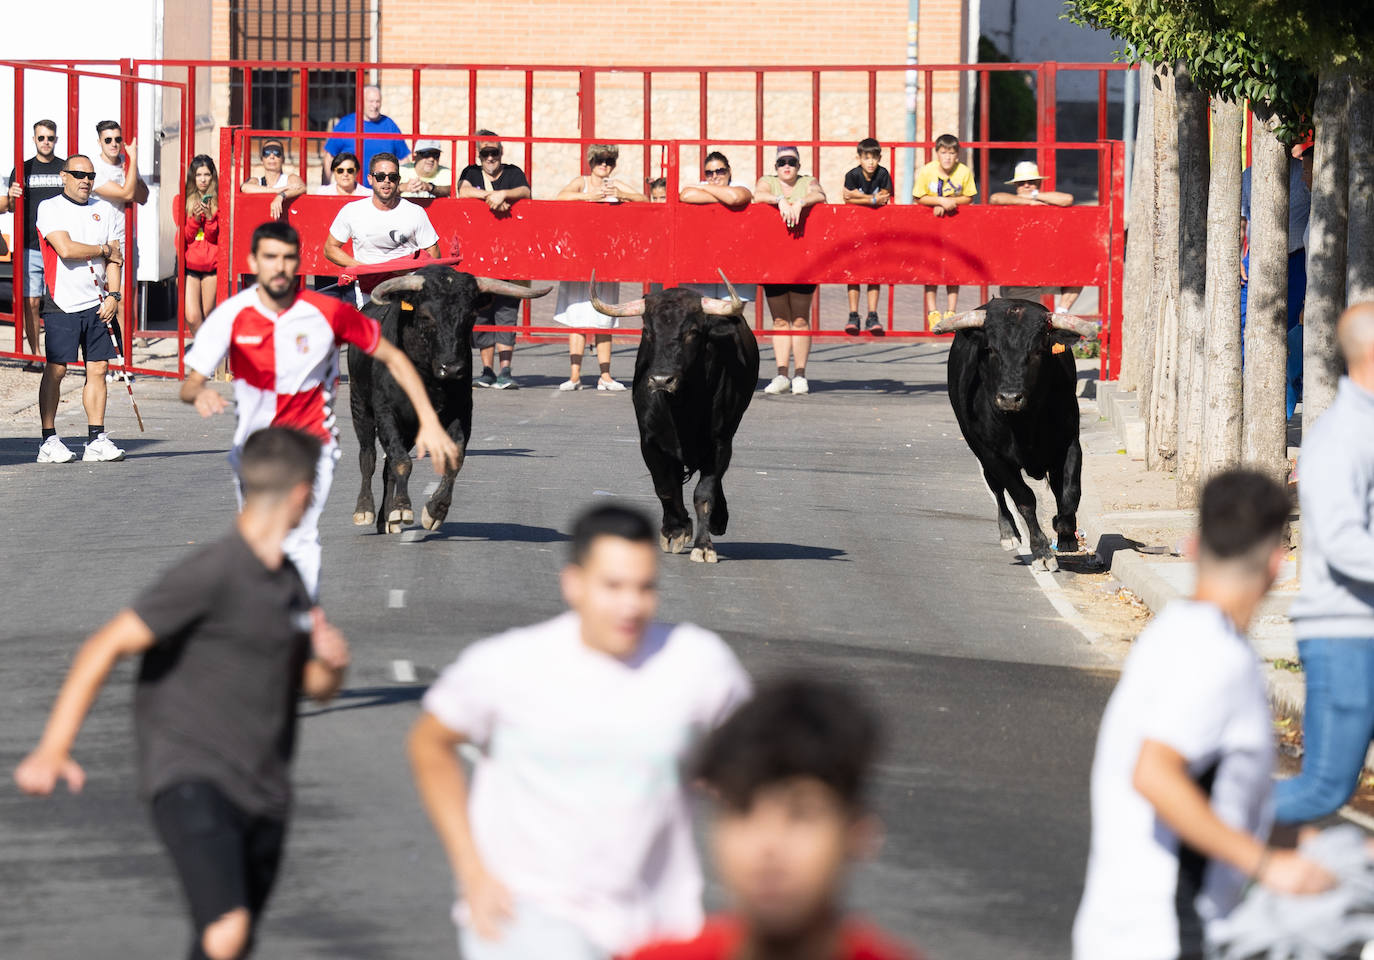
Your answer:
[1274,637,1374,825]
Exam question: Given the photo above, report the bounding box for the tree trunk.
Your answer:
[1199,98,1245,481]
[1146,64,1180,471]
[1243,114,1290,484]
[1120,65,1156,392]
[1305,70,1350,422]
[1348,74,1374,304]
[1174,61,1210,495]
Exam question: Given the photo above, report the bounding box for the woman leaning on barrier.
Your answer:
[180,155,220,339]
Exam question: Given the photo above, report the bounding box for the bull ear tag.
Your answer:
[1047,317,1066,353]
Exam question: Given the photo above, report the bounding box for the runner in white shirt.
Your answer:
[33,155,127,464]
[179,219,459,600]
[91,120,148,209]
[410,503,753,960]
[324,152,440,307]
[1073,469,1334,960]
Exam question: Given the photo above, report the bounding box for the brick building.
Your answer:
[208,0,975,194]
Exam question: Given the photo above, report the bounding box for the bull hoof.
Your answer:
[401,507,414,525]
[386,509,407,534]
[1031,554,1059,573]
[660,532,692,554]
[999,537,1018,552]
[354,510,375,526]
[420,506,443,531]
[689,547,718,564]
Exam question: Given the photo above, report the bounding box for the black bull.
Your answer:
[935,298,1100,572]
[348,266,549,534]
[591,273,759,563]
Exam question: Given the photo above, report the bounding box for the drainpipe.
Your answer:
[369,0,380,85]
[1123,58,1136,210]
[901,0,920,203]
[964,0,981,142]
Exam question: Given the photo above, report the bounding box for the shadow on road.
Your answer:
[0,435,194,465]
[464,447,548,458]
[300,685,426,717]
[410,520,570,544]
[712,541,849,562]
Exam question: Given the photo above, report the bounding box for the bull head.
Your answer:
[370,273,551,306]
[590,269,744,318]
[933,307,1101,341]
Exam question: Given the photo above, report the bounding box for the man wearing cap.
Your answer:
[990,161,1081,314]
[241,139,307,220]
[401,141,452,198]
[323,85,410,188]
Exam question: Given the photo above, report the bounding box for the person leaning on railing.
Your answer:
[313,153,371,197]
[988,160,1081,314]
[240,138,307,221]
[677,151,754,305]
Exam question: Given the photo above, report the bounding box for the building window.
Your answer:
[228,0,373,157]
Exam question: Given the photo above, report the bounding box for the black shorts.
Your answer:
[150,781,287,945]
[43,305,118,365]
[763,284,817,298]
[185,268,216,280]
[473,294,519,349]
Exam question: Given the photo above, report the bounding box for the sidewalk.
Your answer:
[1079,373,1305,718]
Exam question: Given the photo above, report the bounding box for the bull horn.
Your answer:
[932,309,986,334]
[1050,314,1101,340]
[369,274,427,305]
[701,269,744,316]
[475,277,553,299]
[588,270,646,317]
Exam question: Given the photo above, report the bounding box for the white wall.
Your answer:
[1,0,211,281]
[980,0,1126,101]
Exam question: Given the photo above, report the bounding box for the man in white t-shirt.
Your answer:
[678,151,754,302]
[1073,469,1334,960]
[34,155,127,464]
[323,152,440,306]
[91,120,149,210]
[409,503,753,960]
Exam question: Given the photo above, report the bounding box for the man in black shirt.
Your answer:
[840,138,894,336]
[14,426,350,960]
[2,119,66,368]
[458,130,532,388]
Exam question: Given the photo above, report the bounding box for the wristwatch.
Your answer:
[107,291,122,302]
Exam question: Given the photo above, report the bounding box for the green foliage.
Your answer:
[1211,0,1372,72]
[1062,0,1316,143]
[976,36,1037,142]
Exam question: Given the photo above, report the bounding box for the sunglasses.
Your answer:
[261,147,283,157]
[415,151,441,160]
[103,136,123,144]
[592,157,616,167]
[775,157,799,168]
[35,135,57,142]
[703,166,728,176]
[478,148,501,159]
[65,170,96,180]
[333,166,358,174]
[373,171,402,183]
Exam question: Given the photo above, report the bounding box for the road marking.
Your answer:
[401,530,423,542]
[1015,545,1102,643]
[480,435,496,442]
[388,589,406,608]
[593,489,615,497]
[391,659,417,683]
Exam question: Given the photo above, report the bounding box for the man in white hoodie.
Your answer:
[1276,301,1374,824]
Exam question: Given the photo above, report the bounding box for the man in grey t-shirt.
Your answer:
[14,427,351,960]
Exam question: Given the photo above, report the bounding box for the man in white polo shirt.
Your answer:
[179,220,458,600]
[34,154,126,463]
[409,503,752,960]
[323,151,440,307]
[1073,469,1334,960]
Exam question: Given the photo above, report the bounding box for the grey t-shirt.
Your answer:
[132,530,312,818]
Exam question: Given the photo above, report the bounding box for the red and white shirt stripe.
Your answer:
[186,286,381,448]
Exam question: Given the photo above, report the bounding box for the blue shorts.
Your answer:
[24,248,43,297]
[43,305,118,365]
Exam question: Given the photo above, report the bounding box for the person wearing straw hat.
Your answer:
[990,160,1082,314]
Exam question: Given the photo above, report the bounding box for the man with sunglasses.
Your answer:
[1,120,65,369]
[401,140,453,198]
[241,139,308,220]
[324,153,441,308]
[458,132,532,388]
[33,155,126,463]
[91,120,148,210]
[677,151,754,303]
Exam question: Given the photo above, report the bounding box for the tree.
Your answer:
[1119,62,1155,393]
[1303,73,1349,419]
[1199,99,1245,476]
[1174,60,1209,492]
[1348,76,1374,305]
[1146,64,1179,471]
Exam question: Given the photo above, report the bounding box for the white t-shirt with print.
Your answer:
[422,611,752,954]
[1073,601,1276,960]
[92,156,127,206]
[36,194,122,312]
[327,196,438,264]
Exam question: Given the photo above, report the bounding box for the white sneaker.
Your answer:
[791,376,810,395]
[596,378,627,392]
[763,374,791,395]
[557,379,583,391]
[37,435,76,463]
[82,434,126,462]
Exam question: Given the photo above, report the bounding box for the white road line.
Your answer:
[388,589,406,608]
[1016,546,1102,643]
[480,435,496,442]
[391,659,417,683]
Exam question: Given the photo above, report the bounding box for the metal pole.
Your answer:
[901,6,920,204]
[1123,62,1136,211]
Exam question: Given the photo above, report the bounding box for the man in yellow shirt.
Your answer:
[914,134,977,328]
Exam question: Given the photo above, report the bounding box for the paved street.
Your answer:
[0,335,1117,959]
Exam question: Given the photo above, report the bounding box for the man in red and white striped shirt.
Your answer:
[180,220,458,598]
